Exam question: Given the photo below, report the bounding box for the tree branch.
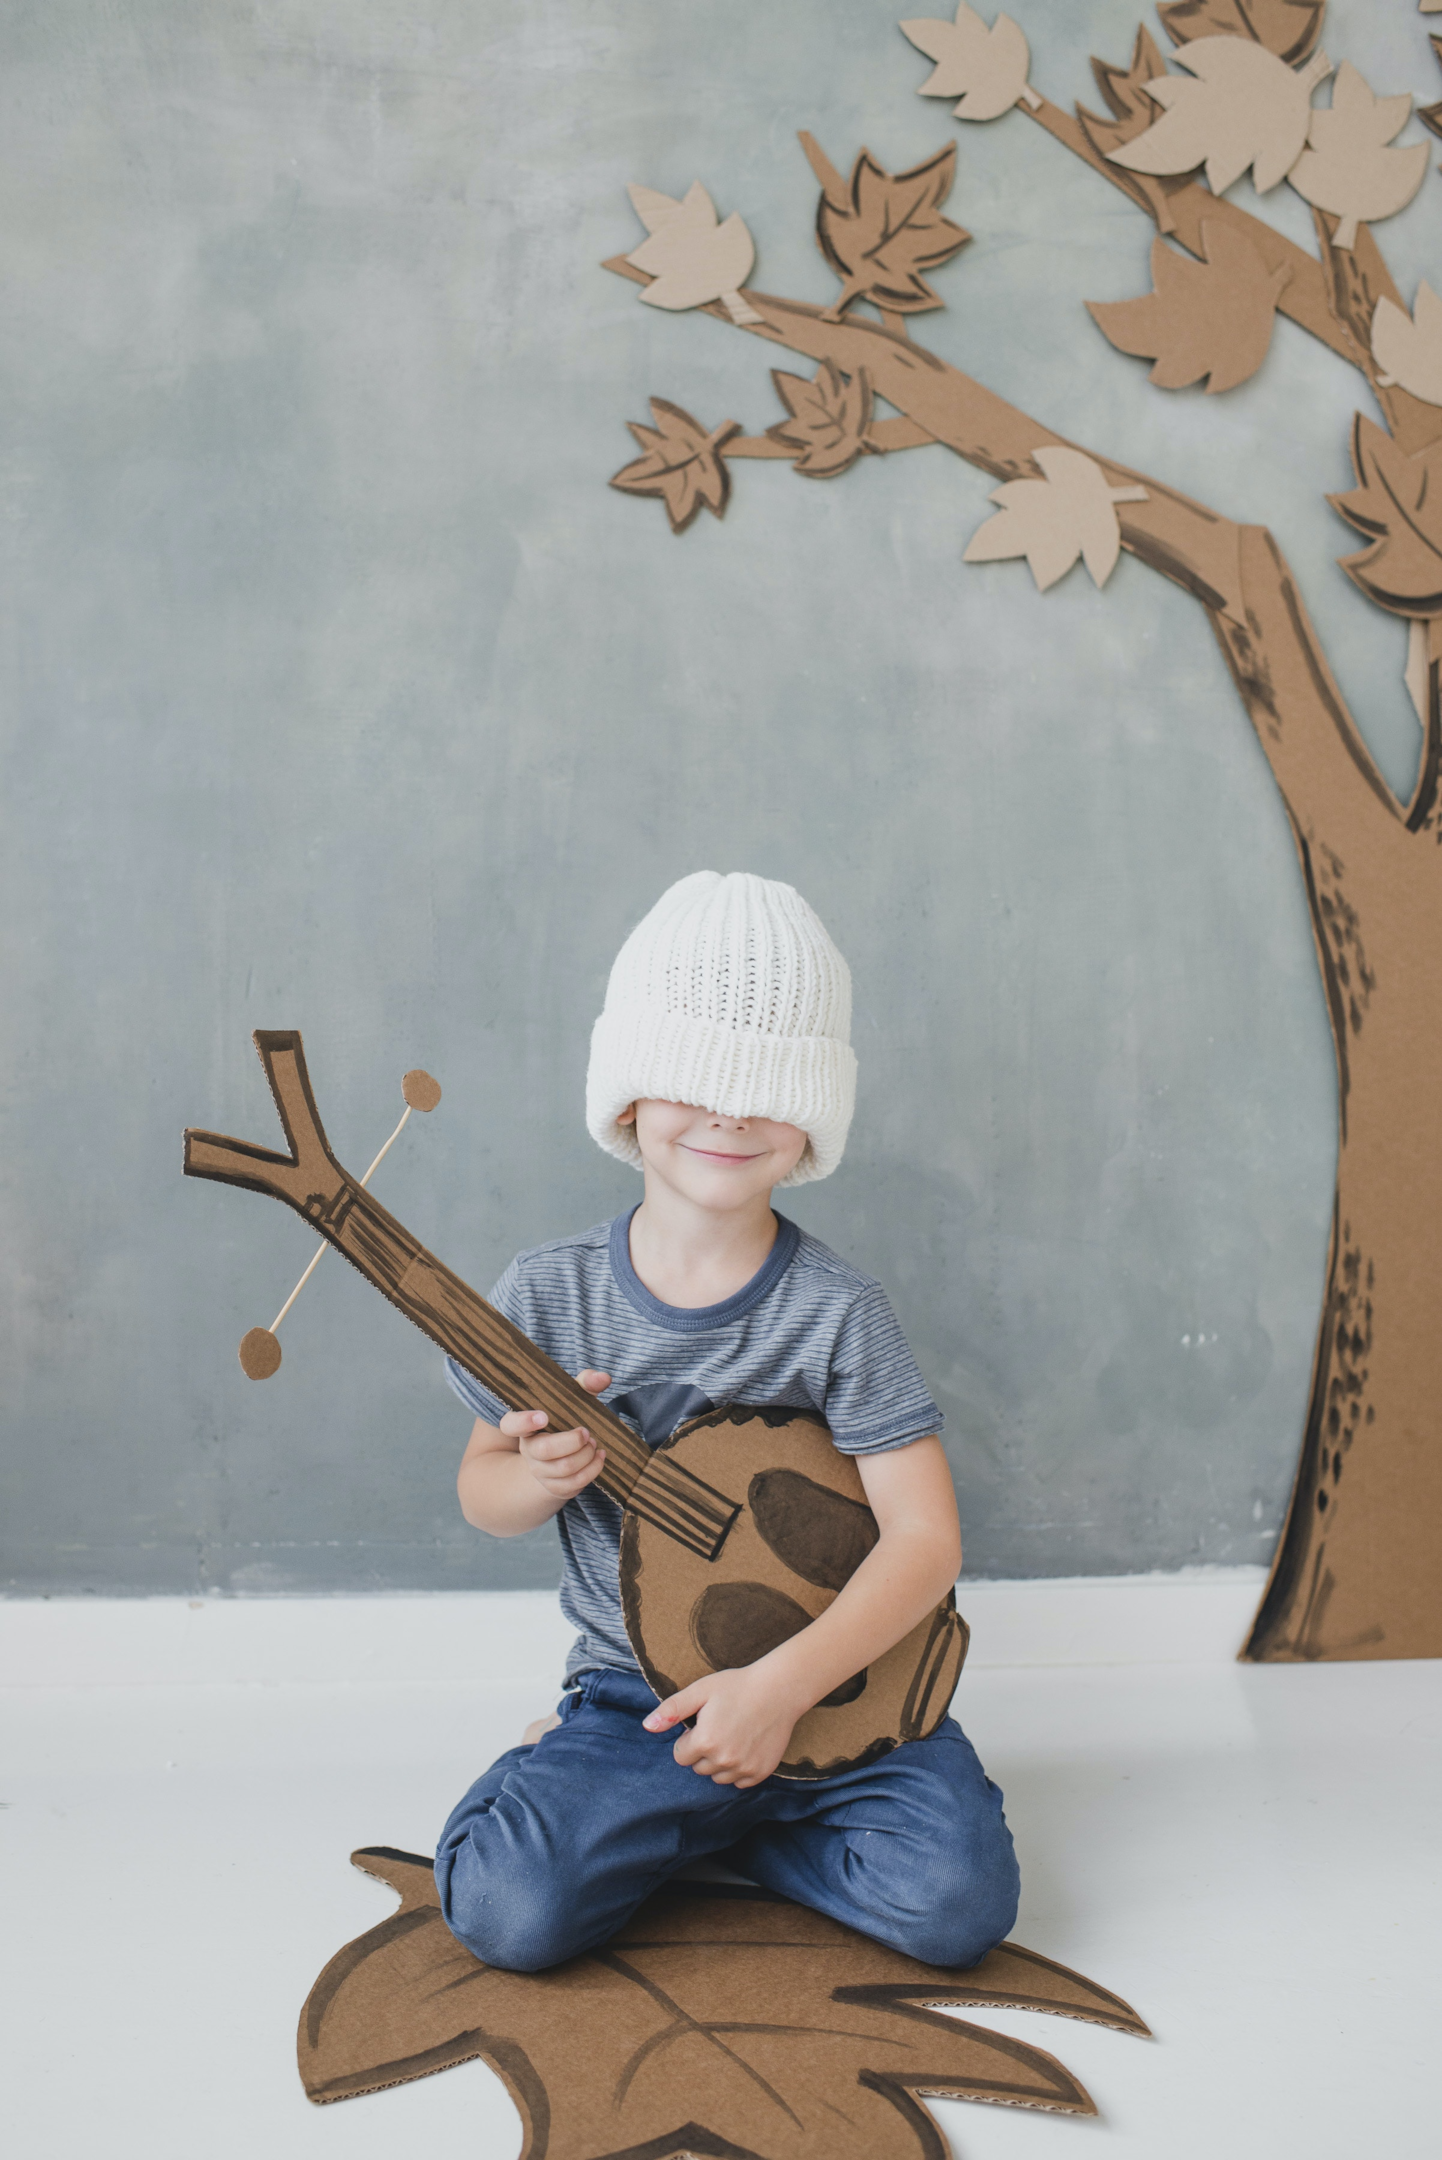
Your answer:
[724,417,935,462]
[606,256,1244,616]
[1021,95,1442,454]
[604,256,1401,839]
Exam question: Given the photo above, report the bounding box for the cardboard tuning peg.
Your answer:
[402,1068,442,1111]
[239,1327,283,1380]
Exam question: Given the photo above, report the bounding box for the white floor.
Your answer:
[2,1584,1437,2160]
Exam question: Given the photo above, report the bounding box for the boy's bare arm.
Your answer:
[644,1435,962,1788]
[457,1370,611,1536]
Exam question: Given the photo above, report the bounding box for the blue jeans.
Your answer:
[435,1668,1019,1972]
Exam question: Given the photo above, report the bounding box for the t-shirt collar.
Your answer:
[608,1204,800,1332]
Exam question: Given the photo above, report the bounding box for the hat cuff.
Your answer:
[586,1002,857,1187]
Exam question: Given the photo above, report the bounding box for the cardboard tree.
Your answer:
[604,0,1442,1664]
[299,1848,1149,2158]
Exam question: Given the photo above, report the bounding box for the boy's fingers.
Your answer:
[547,1451,605,1496]
[643,1680,707,1732]
[576,1369,611,1393]
[525,1426,593,1463]
[502,1408,549,1439]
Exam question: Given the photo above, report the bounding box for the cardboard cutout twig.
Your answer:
[298,1849,1150,2156]
[602,1,1442,1665]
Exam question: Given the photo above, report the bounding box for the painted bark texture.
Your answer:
[605,6,1442,1661]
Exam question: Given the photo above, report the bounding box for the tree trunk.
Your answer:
[1245,823,1442,1659]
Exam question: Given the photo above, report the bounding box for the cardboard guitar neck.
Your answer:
[183,1031,738,1561]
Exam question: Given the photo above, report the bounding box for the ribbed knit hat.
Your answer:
[586,871,857,1187]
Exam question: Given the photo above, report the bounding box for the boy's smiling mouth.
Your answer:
[680,1143,765,1164]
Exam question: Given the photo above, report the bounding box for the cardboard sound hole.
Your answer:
[748,1469,880,1593]
[690,1581,866,1706]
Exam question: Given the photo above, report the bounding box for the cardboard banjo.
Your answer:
[184,1031,968,1778]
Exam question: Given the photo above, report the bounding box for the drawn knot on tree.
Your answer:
[604,0,1442,1664]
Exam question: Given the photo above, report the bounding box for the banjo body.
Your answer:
[623,1405,968,1779]
[185,1031,968,1778]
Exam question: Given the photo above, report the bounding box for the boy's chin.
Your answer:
[656,1159,776,1208]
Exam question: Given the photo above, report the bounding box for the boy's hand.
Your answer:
[505,1370,610,1501]
[642,1664,805,1788]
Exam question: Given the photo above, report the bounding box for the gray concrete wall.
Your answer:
[2,0,1430,1593]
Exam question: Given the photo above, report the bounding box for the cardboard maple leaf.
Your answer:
[811,142,970,315]
[610,399,738,533]
[1421,32,1442,143]
[300,1850,1149,2160]
[900,4,1040,121]
[1372,280,1442,405]
[965,445,1147,591]
[1288,63,1429,248]
[766,361,876,478]
[1108,37,1332,195]
[1087,222,1289,393]
[1157,0,1325,68]
[626,182,762,325]
[1076,25,1189,228]
[1329,415,1442,617]
[1079,24,1172,160]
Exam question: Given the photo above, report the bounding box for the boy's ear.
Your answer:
[616,1102,637,1127]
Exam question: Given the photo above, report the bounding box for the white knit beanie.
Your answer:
[586,871,857,1187]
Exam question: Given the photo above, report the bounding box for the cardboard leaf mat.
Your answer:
[301,1848,1148,2158]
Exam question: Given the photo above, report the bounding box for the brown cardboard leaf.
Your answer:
[964,445,1147,591]
[900,5,1040,121]
[300,1853,1150,2155]
[1108,37,1331,194]
[1371,281,1442,404]
[808,139,969,315]
[1077,25,1189,228]
[765,360,875,476]
[1289,63,1429,248]
[1421,33,1442,141]
[1080,23,1172,158]
[1087,222,1289,392]
[610,399,737,532]
[625,181,762,325]
[1158,0,1325,66]
[1329,413,1442,615]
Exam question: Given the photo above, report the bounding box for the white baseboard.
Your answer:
[0,1570,1265,1689]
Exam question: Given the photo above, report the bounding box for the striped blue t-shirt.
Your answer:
[444,1207,943,1686]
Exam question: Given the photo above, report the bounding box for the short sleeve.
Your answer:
[823,1282,943,1455]
[443,1257,525,1426]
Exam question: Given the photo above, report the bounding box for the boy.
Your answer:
[436,871,1019,1971]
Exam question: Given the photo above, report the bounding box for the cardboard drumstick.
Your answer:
[237,1068,441,1379]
